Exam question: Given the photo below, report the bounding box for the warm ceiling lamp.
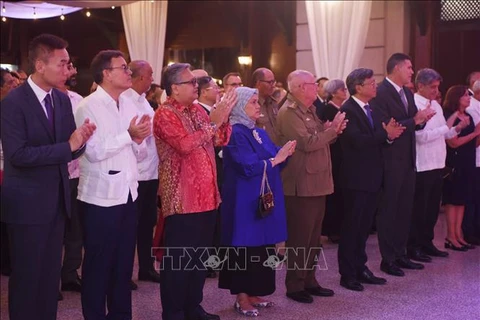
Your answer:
[238,56,252,66]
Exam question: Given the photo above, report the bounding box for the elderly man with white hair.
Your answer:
[464,79,480,245]
[276,70,347,304]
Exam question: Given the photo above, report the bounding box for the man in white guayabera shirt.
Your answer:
[407,68,469,261]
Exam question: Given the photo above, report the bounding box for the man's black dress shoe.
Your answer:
[286,290,313,303]
[421,245,449,257]
[395,257,424,270]
[185,305,220,320]
[305,286,334,297]
[61,277,82,292]
[380,261,405,276]
[130,280,138,290]
[358,269,386,285]
[408,248,432,263]
[138,269,161,283]
[340,278,364,291]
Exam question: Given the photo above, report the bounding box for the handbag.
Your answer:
[257,160,275,218]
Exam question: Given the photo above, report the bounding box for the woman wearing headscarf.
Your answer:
[219,87,296,317]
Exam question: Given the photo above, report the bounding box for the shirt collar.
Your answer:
[94,85,121,108]
[351,95,369,109]
[123,88,146,103]
[386,77,402,93]
[198,101,212,112]
[166,96,196,112]
[27,76,52,104]
[414,93,431,108]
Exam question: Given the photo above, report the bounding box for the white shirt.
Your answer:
[66,90,84,179]
[74,85,147,207]
[121,88,159,181]
[466,96,480,167]
[198,101,212,113]
[27,76,54,116]
[351,95,370,117]
[414,93,457,172]
[385,77,402,94]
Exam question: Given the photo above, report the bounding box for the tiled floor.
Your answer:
[1,213,479,320]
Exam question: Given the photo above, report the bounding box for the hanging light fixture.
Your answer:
[60,8,65,20]
[1,16,6,22]
[33,7,37,19]
[2,2,5,13]
[111,6,115,9]
[86,8,91,17]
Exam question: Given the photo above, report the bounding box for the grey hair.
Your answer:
[161,63,191,96]
[287,70,313,91]
[346,68,374,96]
[324,79,345,100]
[472,80,480,93]
[415,68,443,86]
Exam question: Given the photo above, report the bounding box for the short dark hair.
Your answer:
[443,85,468,113]
[386,53,411,74]
[346,68,374,95]
[1,68,10,87]
[223,72,240,85]
[197,76,212,96]
[466,71,480,87]
[251,68,266,87]
[28,34,68,74]
[316,77,329,84]
[160,63,191,96]
[90,50,125,85]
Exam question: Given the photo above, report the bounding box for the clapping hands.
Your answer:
[210,89,238,127]
[382,117,406,140]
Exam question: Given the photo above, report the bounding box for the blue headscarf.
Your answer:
[229,87,258,129]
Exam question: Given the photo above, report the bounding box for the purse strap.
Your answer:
[260,160,273,196]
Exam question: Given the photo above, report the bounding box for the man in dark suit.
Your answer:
[0,34,95,320]
[338,68,405,291]
[313,77,329,120]
[370,53,435,277]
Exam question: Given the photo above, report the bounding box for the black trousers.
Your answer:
[160,210,217,320]
[218,245,276,296]
[8,211,65,320]
[463,167,480,239]
[61,178,83,283]
[0,184,10,273]
[136,179,159,273]
[338,189,379,280]
[408,169,443,250]
[377,168,416,263]
[80,195,137,320]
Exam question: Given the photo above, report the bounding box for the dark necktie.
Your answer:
[399,88,408,113]
[365,104,374,128]
[44,93,54,130]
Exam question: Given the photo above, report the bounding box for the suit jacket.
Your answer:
[370,79,418,171]
[277,93,337,197]
[1,82,80,224]
[313,97,328,121]
[338,97,387,192]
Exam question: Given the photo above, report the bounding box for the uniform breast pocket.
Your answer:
[305,120,318,135]
[305,148,328,173]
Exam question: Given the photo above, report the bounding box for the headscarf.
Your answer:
[229,87,258,129]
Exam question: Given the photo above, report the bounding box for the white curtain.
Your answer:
[121,1,168,84]
[305,0,372,81]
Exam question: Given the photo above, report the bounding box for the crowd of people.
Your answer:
[0,33,479,320]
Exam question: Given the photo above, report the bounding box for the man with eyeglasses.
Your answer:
[277,70,347,304]
[75,50,151,319]
[154,63,236,320]
[252,68,281,145]
[223,72,243,93]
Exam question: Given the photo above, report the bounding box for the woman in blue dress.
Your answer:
[218,87,296,317]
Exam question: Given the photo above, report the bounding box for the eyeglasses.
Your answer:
[361,80,376,87]
[105,65,131,73]
[259,79,276,86]
[225,82,243,87]
[175,78,197,86]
